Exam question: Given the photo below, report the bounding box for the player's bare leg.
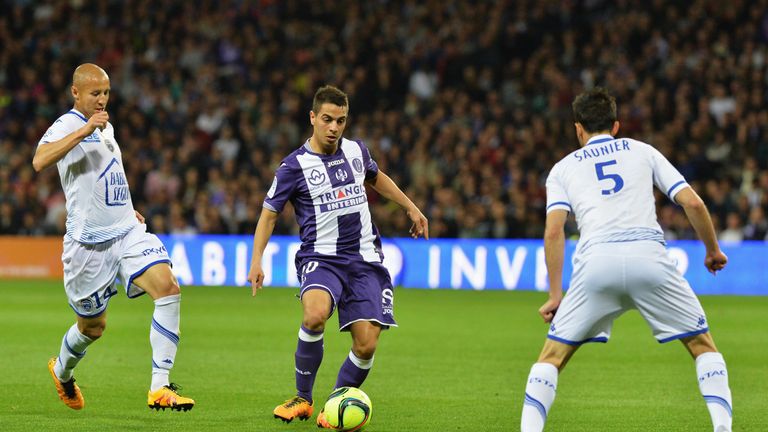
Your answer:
[682,332,732,432]
[521,339,579,432]
[274,289,332,423]
[336,321,380,388]
[48,313,106,410]
[134,264,194,411]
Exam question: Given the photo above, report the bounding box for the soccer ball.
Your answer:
[323,386,372,431]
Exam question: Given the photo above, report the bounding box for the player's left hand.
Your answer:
[135,210,145,224]
[407,206,429,239]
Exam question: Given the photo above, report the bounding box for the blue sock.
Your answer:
[295,326,324,404]
[335,351,373,389]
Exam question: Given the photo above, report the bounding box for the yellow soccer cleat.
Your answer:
[273,396,313,423]
[147,383,195,412]
[316,409,334,429]
[48,357,84,410]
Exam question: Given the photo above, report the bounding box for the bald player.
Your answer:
[34,64,194,412]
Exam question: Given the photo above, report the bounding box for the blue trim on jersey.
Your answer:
[524,393,548,420]
[68,302,108,318]
[151,318,180,346]
[126,259,172,298]
[152,360,160,369]
[586,137,614,145]
[547,334,608,346]
[657,327,709,343]
[546,201,572,211]
[703,395,732,417]
[262,202,278,213]
[66,110,88,122]
[666,180,687,197]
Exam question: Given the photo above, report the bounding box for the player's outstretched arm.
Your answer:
[33,111,109,172]
[540,210,568,323]
[674,187,728,274]
[247,207,279,296]
[366,171,429,239]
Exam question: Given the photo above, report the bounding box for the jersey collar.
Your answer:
[586,134,614,146]
[67,108,88,123]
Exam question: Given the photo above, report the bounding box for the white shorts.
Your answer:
[62,224,171,317]
[548,241,708,345]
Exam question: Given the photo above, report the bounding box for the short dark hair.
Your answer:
[572,87,617,133]
[312,85,348,113]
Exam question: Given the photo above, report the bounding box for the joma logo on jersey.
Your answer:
[326,159,345,168]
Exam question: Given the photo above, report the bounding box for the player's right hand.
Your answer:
[247,264,265,296]
[704,250,728,275]
[84,111,109,134]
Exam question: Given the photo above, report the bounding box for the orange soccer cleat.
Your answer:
[147,383,195,412]
[273,396,314,423]
[48,357,84,410]
[316,409,334,429]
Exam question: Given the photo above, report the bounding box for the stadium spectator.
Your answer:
[1,1,767,243]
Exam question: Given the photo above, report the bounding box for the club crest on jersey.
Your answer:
[352,158,364,173]
[307,169,326,186]
[335,168,348,182]
[80,298,94,312]
[104,138,115,152]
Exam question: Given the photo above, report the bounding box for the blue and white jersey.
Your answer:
[264,138,383,264]
[546,134,689,254]
[38,109,137,244]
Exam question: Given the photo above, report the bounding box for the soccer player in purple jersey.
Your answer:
[247,85,429,428]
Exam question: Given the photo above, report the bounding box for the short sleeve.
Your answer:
[38,117,75,146]
[545,164,572,214]
[649,146,688,202]
[357,140,379,181]
[263,162,298,213]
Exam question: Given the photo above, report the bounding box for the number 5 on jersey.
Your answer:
[595,160,624,195]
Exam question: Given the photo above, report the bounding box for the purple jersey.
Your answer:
[264,138,384,265]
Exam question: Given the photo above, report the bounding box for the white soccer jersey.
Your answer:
[38,109,137,244]
[546,134,688,254]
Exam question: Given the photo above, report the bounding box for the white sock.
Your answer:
[348,351,374,369]
[696,352,732,432]
[55,323,94,381]
[150,294,181,391]
[521,363,558,432]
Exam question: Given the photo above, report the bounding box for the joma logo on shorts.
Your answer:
[142,246,167,256]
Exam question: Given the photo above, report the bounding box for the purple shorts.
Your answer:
[298,259,396,331]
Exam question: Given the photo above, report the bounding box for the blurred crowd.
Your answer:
[2,0,768,243]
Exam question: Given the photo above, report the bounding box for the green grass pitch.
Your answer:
[0,281,766,431]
